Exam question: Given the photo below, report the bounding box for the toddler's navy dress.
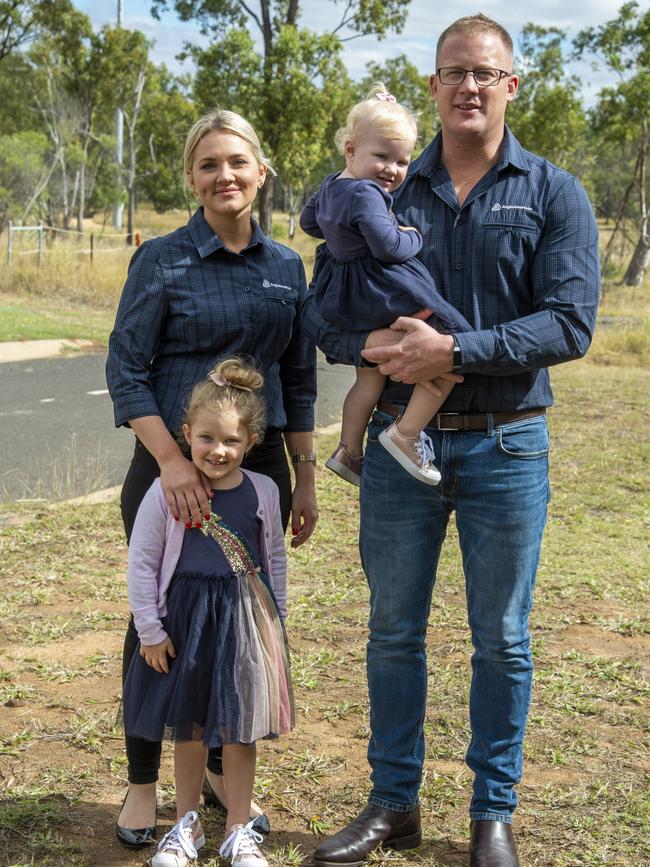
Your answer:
[122,475,293,748]
[300,174,471,334]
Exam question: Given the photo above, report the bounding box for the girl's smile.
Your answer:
[183,408,258,490]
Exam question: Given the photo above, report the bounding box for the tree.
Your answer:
[152,0,411,232]
[575,1,650,285]
[96,27,151,241]
[0,0,75,63]
[507,25,588,179]
[138,69,195,213]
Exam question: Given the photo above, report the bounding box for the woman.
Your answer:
[106,109,318,848]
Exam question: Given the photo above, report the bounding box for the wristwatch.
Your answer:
[451,339,462,372]
[291,452,317,466]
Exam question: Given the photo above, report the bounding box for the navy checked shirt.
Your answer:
[302,127,601,412]
[106,208,316,433]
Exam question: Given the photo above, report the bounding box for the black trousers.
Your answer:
[121,430,291,783]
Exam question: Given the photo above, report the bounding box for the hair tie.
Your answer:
[208,372,252,392]
[374,92,397,103]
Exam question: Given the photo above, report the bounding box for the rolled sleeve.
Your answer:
[457,176,600,376]
[106,240,168,427]
[280,260,317,431]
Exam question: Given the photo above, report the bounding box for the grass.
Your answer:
[0,351,648,865]
[0,212,648,863]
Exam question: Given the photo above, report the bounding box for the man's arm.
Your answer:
[363,175,600,381]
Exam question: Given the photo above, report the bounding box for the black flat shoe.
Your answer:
[116,791,157,849]
[202,774,271,835]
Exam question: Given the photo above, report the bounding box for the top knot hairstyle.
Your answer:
[181,357,267,444]
[334,82,419,154]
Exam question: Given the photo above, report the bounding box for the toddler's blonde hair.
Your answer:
[182,357,267,444]
[334,82,418,154]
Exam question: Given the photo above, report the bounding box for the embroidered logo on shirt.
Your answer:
[491,203,534,212]
[263,278,292,291]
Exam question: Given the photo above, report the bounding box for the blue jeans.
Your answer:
[360,411,550,821]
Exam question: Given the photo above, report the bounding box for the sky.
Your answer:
[75,0,631,105]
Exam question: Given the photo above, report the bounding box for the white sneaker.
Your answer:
[219,820,268,867]
[379,422,441,485]
[152,811,205,867]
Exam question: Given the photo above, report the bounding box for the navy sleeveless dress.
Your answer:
[300,174,471,334]
[122,475,294,747]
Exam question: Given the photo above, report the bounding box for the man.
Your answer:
[304,13,600,867]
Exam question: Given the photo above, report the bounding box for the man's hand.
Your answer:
[140,637,176,673]
[362,317,461,384]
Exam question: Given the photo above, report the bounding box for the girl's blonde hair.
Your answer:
[182,357,267,443]
[183,109,277,185]
[334,82,418,154]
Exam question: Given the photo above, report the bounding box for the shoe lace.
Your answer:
[219,820,264,859]
[157,810,199,859]
[414,432,436,468]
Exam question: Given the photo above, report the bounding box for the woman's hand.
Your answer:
[290,480,318,548]
[140,637,176,673]
[159,453,213,528]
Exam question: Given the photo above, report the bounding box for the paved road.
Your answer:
[0,352,354,502]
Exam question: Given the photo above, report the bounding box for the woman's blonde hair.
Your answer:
[183,109,276,185]
[334,82,418,154]
[181,357,267,444]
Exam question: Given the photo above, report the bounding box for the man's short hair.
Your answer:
[436,14,514,65]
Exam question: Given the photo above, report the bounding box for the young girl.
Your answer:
[300,84,471,486]
[122,358,293,867]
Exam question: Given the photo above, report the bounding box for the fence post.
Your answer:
[7,221,12,270]
[90,233,94,266]
[37,223,43,268]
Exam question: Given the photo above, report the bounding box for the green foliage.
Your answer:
[508,25,588,178]
[0,130,49,227]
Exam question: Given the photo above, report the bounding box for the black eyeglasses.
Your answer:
[436,67,512,87]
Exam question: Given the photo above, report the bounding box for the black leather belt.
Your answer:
[376,401,546,431]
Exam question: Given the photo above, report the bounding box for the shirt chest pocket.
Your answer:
[475,210,542,278]
[254,282,299,349]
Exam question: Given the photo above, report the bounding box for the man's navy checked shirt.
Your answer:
[302,127,601,412]
[107,209,316,434]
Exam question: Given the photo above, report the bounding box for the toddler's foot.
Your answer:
[152,811,205,867]
[220,820,268,867]
[325,442,363,486]
[379,422,441,485]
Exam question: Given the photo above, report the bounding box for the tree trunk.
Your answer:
[624,116,649,286]
[258,176,274,236]
[623,237,650,285]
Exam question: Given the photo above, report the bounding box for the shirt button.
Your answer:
[455,263,463,270]
[244,286,250,292]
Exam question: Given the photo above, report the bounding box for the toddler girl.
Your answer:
[300,84,471,486]
[122,358,292,867]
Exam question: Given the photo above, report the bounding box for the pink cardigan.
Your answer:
[127,469,287,645]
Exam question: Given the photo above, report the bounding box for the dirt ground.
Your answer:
[0,363,649,866]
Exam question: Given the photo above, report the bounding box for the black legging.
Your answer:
[120,429,292,783]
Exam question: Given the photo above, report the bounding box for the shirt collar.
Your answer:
[188,207,273,258]
[413,124,530,182]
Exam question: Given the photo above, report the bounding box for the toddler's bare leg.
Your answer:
[340,367,386,456]
[397,379,455,438]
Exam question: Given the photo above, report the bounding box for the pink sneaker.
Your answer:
[325,442,363,486]
[379,423,441,485]
[152,810,205,867]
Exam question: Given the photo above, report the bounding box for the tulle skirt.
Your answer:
[122,570,294,747]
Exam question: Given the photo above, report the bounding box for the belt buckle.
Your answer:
[435,412,462,431]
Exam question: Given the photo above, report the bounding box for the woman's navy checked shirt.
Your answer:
[106,208,316,434]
